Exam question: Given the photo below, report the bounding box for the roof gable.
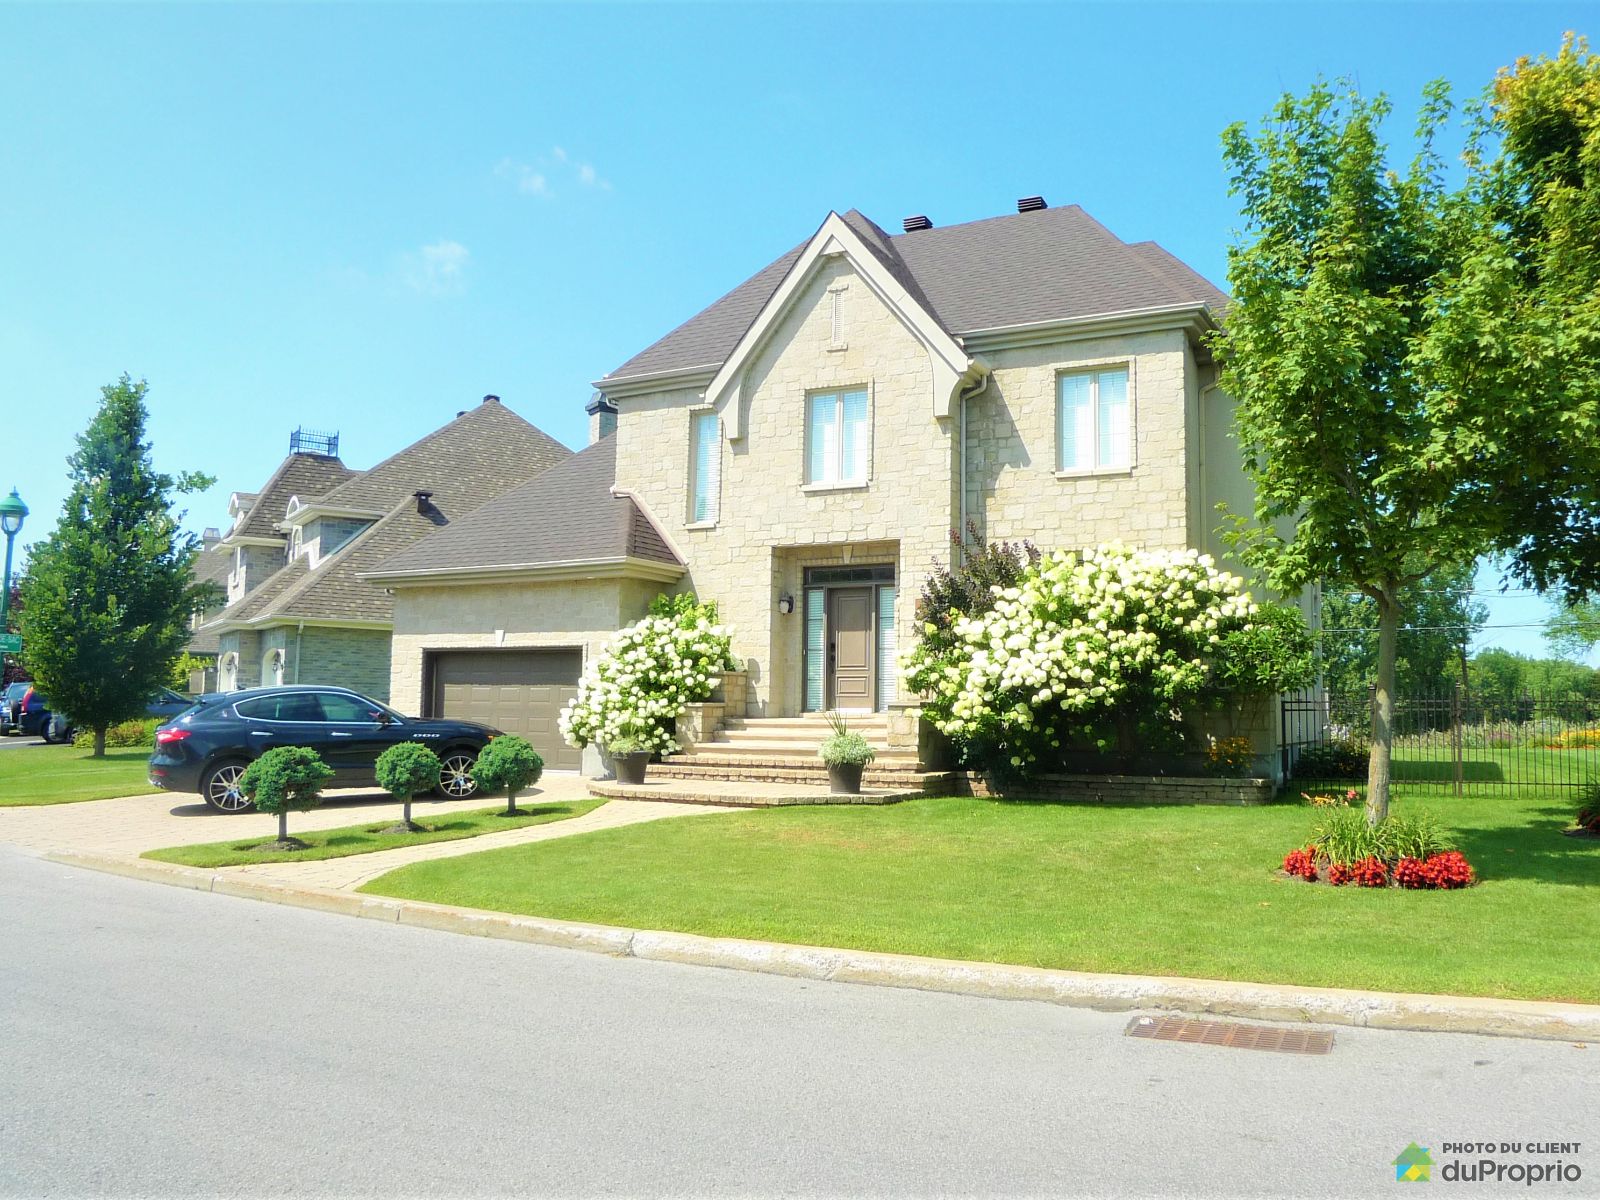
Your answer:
[701,211,986,438]
[229,453,357,541]
[601,204,1227,385]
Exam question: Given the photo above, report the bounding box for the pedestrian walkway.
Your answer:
[221,797,726,890]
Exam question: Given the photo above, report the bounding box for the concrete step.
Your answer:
[723,715,889,729]
[680,742,918,762]
[588,778,921,807]
[710,730,894,750]
[655,758,951,793]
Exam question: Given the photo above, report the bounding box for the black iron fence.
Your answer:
[1281,688,1600,793]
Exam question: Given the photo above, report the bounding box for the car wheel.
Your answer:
[41,718,70,745]
[200,760,254,813]
[436,750,479,799]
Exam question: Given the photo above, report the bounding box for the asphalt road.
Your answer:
[1,846,1594,1199]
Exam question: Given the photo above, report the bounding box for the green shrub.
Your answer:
[1309,808,1453,867]
[1209,603,1315,697]
[471,735,544,816]
[1382,811,1451,861]
[374,742,442,830]
[1291,738,1369,780]
[238,746,334,846]
[1577,778,1600,832]
[72,718,160,750]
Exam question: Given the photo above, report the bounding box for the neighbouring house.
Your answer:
[193,399,571,701]
[370,198,1298,776]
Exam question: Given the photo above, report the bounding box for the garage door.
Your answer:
[429,649,584,772]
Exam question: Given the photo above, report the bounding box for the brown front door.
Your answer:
[829,587,874,710]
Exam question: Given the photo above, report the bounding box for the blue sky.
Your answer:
[0,1,1586,658]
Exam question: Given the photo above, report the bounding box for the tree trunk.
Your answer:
[93,727,106,758]
[505,789,517,817]
[1366,586,1400,826]
[403,797,413,827]
[278,809,288,844]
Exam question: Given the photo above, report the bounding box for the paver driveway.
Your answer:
[0,775,737,891]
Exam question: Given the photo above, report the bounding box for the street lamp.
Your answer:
[0,487,28,634]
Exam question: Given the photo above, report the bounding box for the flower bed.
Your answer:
[1278,808,1477,889]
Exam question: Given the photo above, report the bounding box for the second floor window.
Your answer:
[806,387,869,485]
[690,410,720,523]
[1058,366,1131,472]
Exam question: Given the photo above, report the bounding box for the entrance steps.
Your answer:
[650,714,954,798]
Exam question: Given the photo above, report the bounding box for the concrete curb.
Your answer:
[45,849,1600,1044]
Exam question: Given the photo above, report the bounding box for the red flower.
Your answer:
[1281,847,1318,881]
[1327,861,1354,886]
[1421,850,1476,889]
[1393,857,1428,889]
[1350,855,1389,887]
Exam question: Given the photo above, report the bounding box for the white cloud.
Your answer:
[399,240,470,295]
[496,148,611,197]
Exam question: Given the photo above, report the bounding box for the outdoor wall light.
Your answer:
[777,593,794,615]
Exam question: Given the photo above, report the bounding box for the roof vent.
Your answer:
[482,394,500,405]
[413,490,434,514]
[1017,195,1047,213]
[288,427,340,458]
[902,214,932,232]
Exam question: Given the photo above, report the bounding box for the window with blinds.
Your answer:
[876,584,897,710]
[805,387,869,484]
[690,410,720,523]
[804,587,825,711]
[1058,366,1131,472]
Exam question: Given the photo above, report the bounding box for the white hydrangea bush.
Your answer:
[901,543,1259,772]
[559,597,739,755]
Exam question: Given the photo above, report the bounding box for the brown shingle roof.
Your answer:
[231,453,358,540]
[201,400,574,627]
[605,205,1227,381]
[365,436,682,579]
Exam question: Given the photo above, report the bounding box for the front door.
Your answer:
[829,587,874,710]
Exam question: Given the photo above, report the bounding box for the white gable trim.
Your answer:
[706,212,987,440]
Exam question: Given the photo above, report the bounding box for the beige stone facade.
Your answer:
[387,577,660,716]
[609,255,1253,727]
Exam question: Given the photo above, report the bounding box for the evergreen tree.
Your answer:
[19,376,213,756]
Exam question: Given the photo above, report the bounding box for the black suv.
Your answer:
[147,686,501,813]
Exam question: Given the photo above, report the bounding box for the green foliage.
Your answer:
[820,713,877,768]
[1291,738,1370,780]
[375,742,442,801]
[1546,597,1600,661]
[1467,648,1600,719]
[605,731,653,755]
[167,652,210,692]
[1309,807,1452,865]
[649,591,721,624]
[70,718,158,750]
[18,376,214,755]
[1210,602,1314,696]
[1320,566,1486,700]
[238,746,333,844]
[471,735,544,814]
[913,522,1041,662]
[1212,61,1600,819]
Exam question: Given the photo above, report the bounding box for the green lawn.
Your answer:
[361,789,1600,1003]
[0,745,157,805]
[144,799,605,867]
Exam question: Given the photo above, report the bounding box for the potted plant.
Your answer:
[819,711,876,795]
[607,721,655,785]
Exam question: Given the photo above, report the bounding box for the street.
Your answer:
[1,847,1594,1198]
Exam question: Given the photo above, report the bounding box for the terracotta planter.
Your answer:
[827,761,865,795]
[611,751,651,785]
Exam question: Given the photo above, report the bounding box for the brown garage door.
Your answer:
[429,649,583,772]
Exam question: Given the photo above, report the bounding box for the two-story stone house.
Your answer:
[368,198,1271,775]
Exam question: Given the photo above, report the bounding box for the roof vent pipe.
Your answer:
[413,490,434,514]
[902,215,932,232]
[1017,195,1047,213]
[482,394,500,404]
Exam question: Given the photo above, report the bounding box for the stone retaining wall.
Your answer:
[955,772,1276,806]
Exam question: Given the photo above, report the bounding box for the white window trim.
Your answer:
[803,384,872,487]
[1056,362,1135,475]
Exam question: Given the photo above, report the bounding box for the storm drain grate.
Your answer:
[1124,1015,1334,1055]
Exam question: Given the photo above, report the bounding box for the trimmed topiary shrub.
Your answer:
[238,746,334,849]
[471,735,544,816]
[374,742,442,832]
